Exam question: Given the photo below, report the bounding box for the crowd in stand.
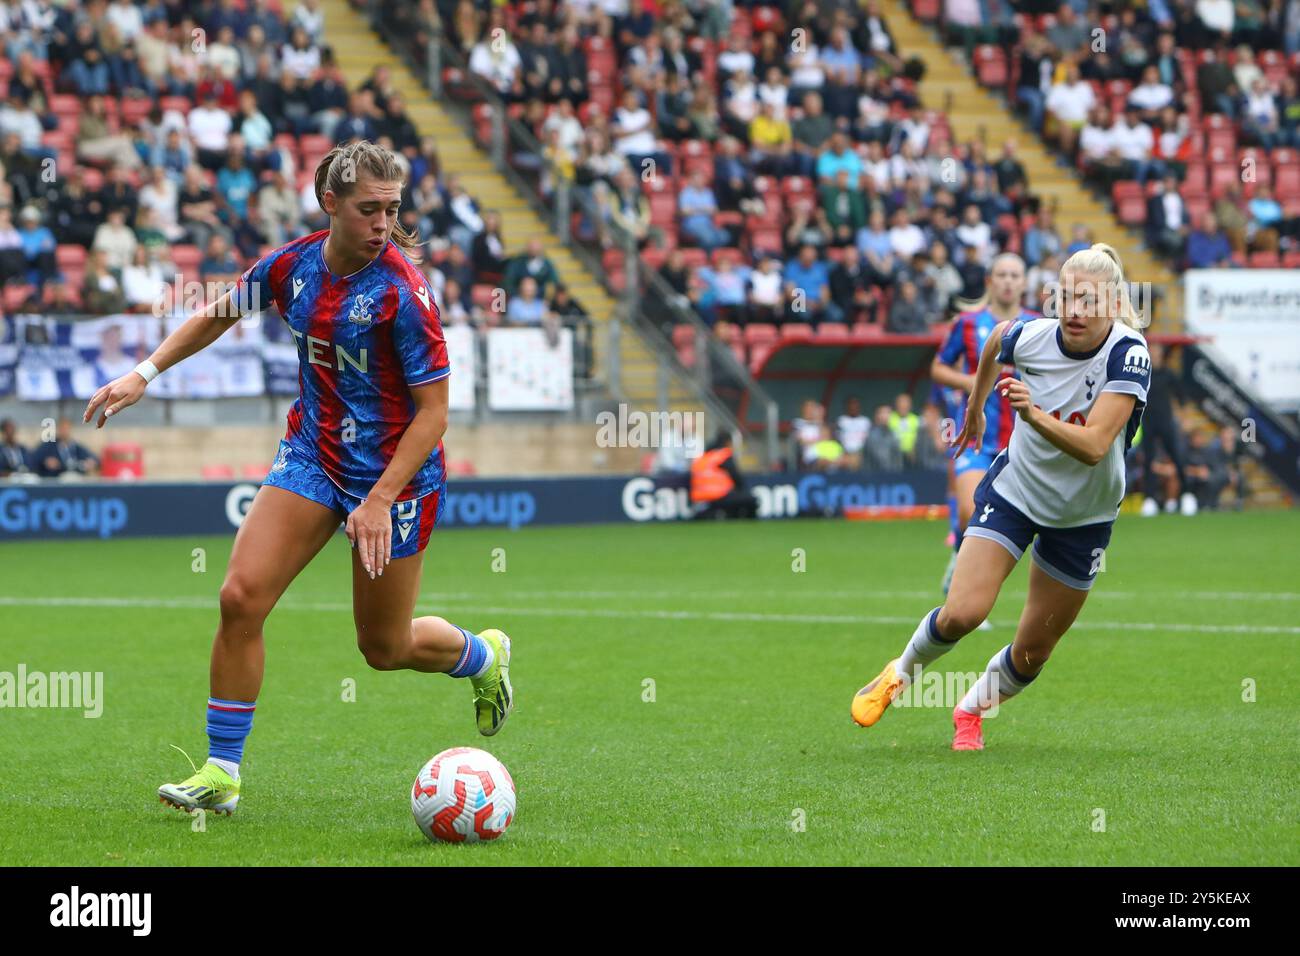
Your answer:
[407,0,1078,340]
[0,0,577,343]
[990,0,1300,268]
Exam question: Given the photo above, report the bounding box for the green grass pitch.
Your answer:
[1,511,1296,866]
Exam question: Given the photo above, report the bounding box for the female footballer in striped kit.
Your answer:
[84,141,514,815]
[852,244,1151,749]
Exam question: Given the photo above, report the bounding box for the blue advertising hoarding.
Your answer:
[0,469,948,541]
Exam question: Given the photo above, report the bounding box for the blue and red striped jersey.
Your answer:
[236,230,449,501]
[937,307,1039,458]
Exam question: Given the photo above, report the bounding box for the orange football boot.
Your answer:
[851,659,907,727]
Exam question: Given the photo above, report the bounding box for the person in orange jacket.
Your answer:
[690,430,758,519]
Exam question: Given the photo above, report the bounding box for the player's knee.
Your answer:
[357,632,408,671]
[218,576,272,627]
[939,603,988,639]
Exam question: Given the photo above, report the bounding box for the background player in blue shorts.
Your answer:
[84,141,514,817]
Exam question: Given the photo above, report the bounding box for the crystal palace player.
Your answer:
[852,245,1150,749]
[929,253,1038,616]
[84,142,513,816]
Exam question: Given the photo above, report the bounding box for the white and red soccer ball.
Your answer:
[411,747,516,843]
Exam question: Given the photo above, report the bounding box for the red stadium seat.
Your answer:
[1274,165,1300,197]
[781,323,813,338]
[671,325,695,348]
[1248,250,1280,269]
[747,227,783,255]
[973,46,1007,88]
[242,463,269,481]
[201,464,235,479]
[744,323,778,345]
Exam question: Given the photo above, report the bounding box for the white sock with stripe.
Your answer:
[958,644,1037,716]
[896,607,960,684]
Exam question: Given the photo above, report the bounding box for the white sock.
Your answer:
[207,756,240,780]
[958,644,1036,716]
[896,607,959,683]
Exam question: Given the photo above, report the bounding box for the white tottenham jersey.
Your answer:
[991,318,1151,527]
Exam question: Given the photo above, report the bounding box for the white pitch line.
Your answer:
[0,595,1296,635]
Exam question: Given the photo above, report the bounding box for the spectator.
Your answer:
[816,131,863,190]
[80,246,125,314]
[121,244,168,310]
[856,207,898,285]
[16,205,56,286]
[791,91,834,178]
[916,402,950,471]
[697,255,750,325]
[713,136,763,215]
[889,393,921,464]
[1185,429,1231,510]
[1242,77,1281,148]
[1045,62,1095,155]
[281,25,322,81]
[1151,105,1193,180]
[0,418,30,477]
[1246,183,1288,251]
[75,95,143,170]
[189,91,234,170]
[921,240,964,316]
[1139,344,1198,516]
[887,278,930,334]
[783,243,841,325]
[829,244,880,323]
[747,255,785,324]
[749,100,793,176]
[505,276,549,327]
[612,89,661,175]
[91,207,138,273]
[1146,174,1189,260]
[888,207,927,261]
[1023,205,1063,266]
[257,167,302,247]
[1186,211,1234,267]
[863,403,903,471]
[1065,222,1094,255]
[503,238,559,297]
[821,168,868,244]
[1109,106,1158,184]
[199,232,241,285]
[1015,32,1054,133]
[33,418,100,478]
[678,171,729,251]
[791,398,827,469]
[1128,64,1175,122]
[836,396,871,470]
[1196,46,1237,117]
[1213,179,1251,252]
[471,209,506,280]
[954,203,994,266]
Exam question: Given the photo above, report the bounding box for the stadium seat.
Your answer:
[671,325,695,348]
[241,464,269,480]
[201,464,235,480]
[781,323,813,339]
[1248,250,1280,269]
[973,46,1007,88]
[744,324,778,345]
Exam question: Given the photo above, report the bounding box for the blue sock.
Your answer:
[947,494,959,537]
[447,626,492,678]
[206,697,255,767]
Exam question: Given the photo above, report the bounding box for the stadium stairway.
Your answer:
[321,0,712,441]
[884,0,1184,333]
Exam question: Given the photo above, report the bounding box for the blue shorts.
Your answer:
[261,439,443,559]
[954,449,997,477]
[964,465,1113,591]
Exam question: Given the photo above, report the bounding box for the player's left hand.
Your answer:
[346,497,392,579]
[999,378,1036,420]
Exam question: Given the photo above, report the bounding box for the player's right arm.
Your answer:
[83,289,246,428]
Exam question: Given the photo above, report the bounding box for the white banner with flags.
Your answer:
[486,327,574,410]
[1184,269,1300,411]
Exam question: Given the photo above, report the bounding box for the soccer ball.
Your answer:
[411,747,516,843]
